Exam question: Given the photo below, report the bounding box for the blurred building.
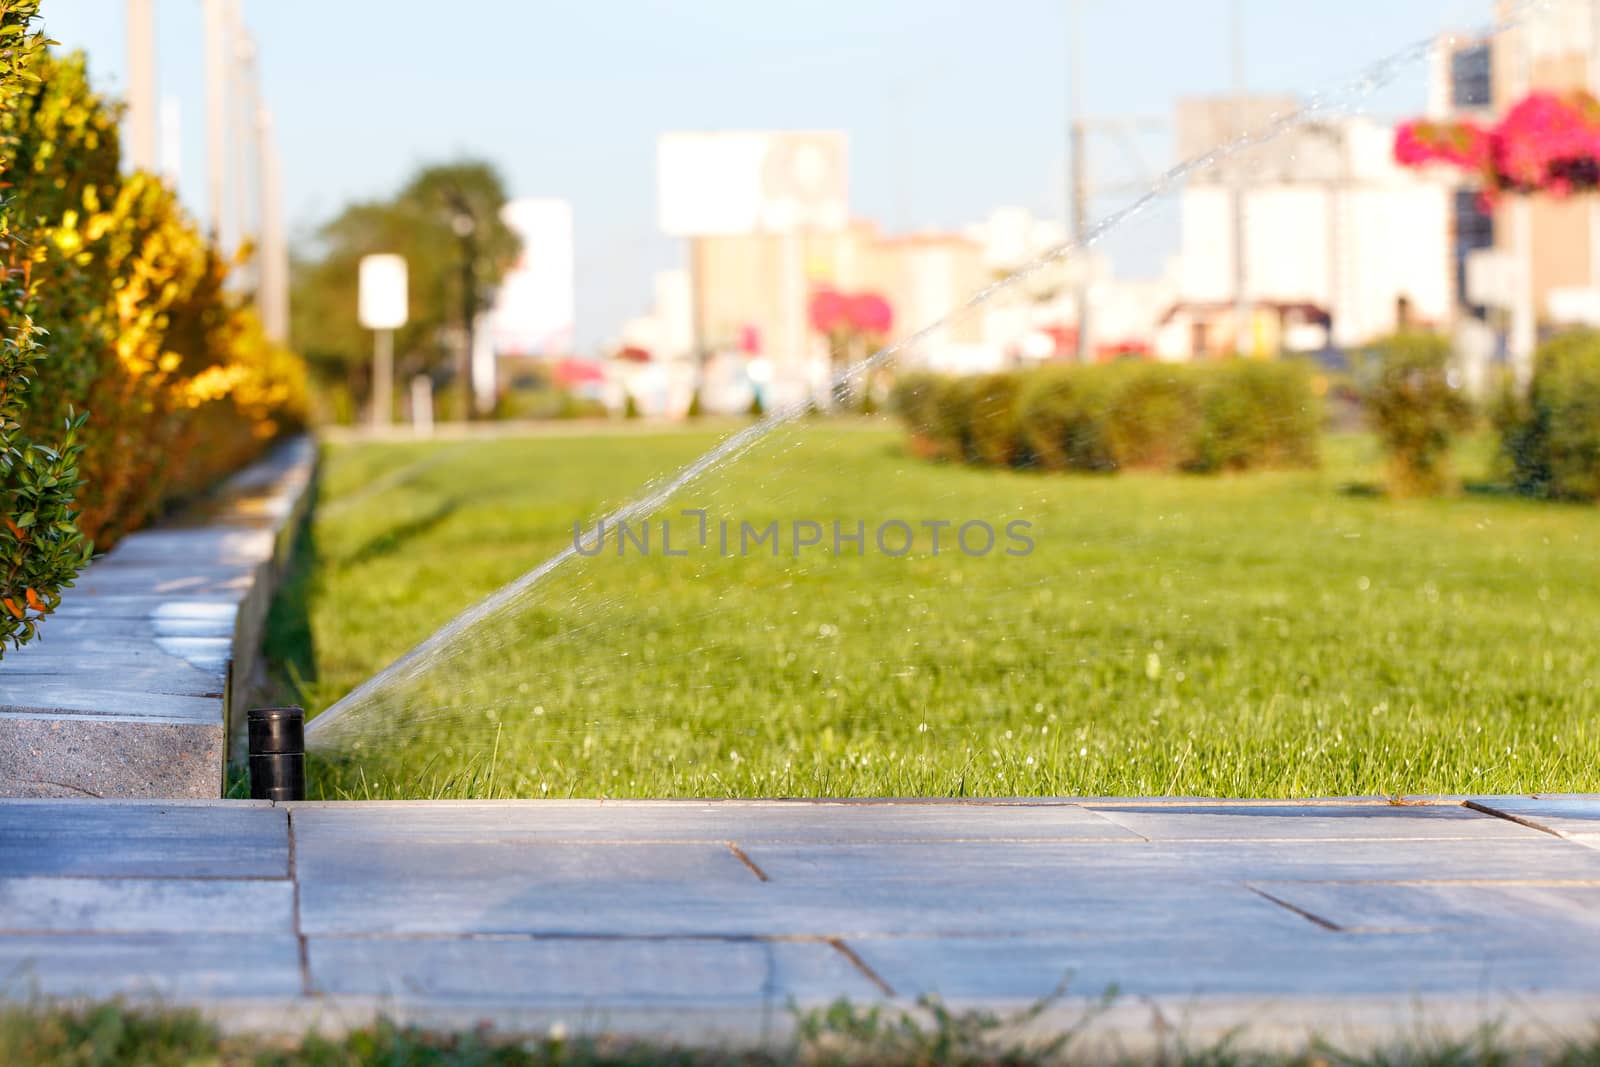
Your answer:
[1159,96,1454,360]
[491,198,576,358]
[1436,0,1600,386]
[964,207,1172,367]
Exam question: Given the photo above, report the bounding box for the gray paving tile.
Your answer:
[0,878,294,934]
[724,837,1600,937]
[746,836,1600,893]
[0,664,226,699]
[0,803,287,877]
[848,927,1600,1002]
[1250,881,1600,935]
[0,934,302,999]
[288,800,1140,844]
[49,596,240,620]
[73,567,253,599]
[107,529,275,566]
[1468,796,1600,847]
[296,839,769,937]
[1084,803,1536,841]
[0,684,220,720]
[307,937,881,1004]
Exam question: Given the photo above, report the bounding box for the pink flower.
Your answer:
[1395,90,1600,200]
[808,287,849,335]
[846,292,893,336]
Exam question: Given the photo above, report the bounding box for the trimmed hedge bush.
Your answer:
[1358,332,1473,498]
[0,19,308,655]
[7,47,307,549]
[1498,330,1600,501]
[892,359,1319,475]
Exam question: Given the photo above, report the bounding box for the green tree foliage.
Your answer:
[1360,332,1473,497]
[0,0,92,650]
[291,161,520,413]
[1499,329,1600,501]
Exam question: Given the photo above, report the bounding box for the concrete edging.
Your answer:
[0,437,317,799]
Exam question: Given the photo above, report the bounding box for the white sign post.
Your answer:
[359,254,409,427]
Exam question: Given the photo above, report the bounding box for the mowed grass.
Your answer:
[272,420,1600,799]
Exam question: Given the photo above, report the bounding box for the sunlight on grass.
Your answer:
[268,423,1600,799]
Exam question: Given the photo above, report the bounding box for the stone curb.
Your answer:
[0,437,316,799]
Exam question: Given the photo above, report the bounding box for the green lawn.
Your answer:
[273,420,1600,799]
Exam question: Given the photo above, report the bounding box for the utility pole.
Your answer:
[125,0,158,172]
[232,4,256,266]
[202,0,228,245]
[1230,0,1250,356]
[257,106,289,343]
[1067,0,1091,362]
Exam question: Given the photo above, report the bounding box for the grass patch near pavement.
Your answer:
[9,997,1600,1067]
[270,422,1600,799]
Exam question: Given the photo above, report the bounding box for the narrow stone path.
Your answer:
[2,796,1599,1045]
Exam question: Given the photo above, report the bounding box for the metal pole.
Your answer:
[125,0,159,172]
[1230,0,1250,356]
[1068,0,1091,363]
[202,0,228,244]
[257,107,289,343]
[234,21,259,289]
[372,328,394,428]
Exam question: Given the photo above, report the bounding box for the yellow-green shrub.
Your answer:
[9,48,307,547]
[1359,332,1472,498]
[893,359,1320,475]
[0,1,92,652]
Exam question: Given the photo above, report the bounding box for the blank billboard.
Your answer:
[658,131,847,237]
[492,198,576,356]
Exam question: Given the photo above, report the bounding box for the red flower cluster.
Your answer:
[809,286,893,338]
[1396,91,1600,203]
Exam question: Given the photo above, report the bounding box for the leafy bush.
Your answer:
[965,372,1031,467]
[888,371,945,456]
[893,359,1320,476]
[0,2,90,651]
[1016,366,1116,472]
[495,386,606,421]
[1103,363,1205,470]
[1360,332,1473,497]
[1196,359,1321,472]
[1499,329,1600,500]
[7,49,306,547]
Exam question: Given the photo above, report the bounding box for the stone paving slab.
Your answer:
[0,801,287,877]
[288,798,1142,843]
[5,796,1600,1047]
[1468,795,1600,847]
[0,437,314,798]
[306,937,882,1005]
[1083,802,1539,840]
[0,877,295,934]
[0,934,304,999]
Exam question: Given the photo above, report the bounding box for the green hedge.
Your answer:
[891,360,1319,474]
[1499,330,1600,501]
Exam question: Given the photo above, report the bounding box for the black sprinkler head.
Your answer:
[248,705,306,801]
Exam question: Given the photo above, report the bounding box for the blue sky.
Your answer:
[45,0,1493,348]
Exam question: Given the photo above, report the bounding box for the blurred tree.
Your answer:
[290,160,520,420]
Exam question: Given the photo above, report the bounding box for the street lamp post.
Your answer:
[444,189,479,422]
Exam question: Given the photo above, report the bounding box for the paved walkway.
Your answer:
[0,438,315,799]
[3,796,1600,1046]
